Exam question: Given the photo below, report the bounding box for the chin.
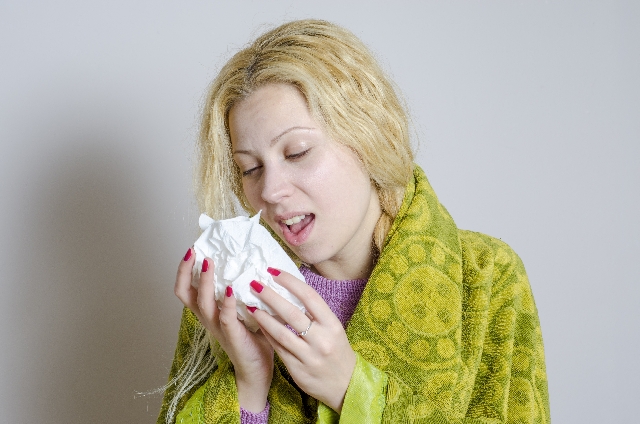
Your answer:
[288,243,327,267]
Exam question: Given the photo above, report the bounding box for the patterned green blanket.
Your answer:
[159,166,550,423]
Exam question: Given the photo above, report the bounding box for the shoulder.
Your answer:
[457,231,549,422]
[457,230,532,307]
[458,229,527,277]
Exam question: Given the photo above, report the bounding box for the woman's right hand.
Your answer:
[174,248,274,413]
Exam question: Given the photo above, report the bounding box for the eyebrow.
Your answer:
[232,126,315,154]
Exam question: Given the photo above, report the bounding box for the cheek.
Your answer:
[325,155,370,200]
[299,165,342,208]
[241,181,262,211]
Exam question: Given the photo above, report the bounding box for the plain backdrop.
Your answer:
[1,1,638,422]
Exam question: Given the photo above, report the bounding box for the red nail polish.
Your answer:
[201,259,209,272]
[183,248,192,261]
[267,267,280,276]
[250,280,263,293]
[247,306,257,313]
[225,286,233,297]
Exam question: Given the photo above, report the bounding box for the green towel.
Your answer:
[158,165,550,423]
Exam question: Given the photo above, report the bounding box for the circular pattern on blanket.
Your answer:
[422,370,457,411]
[370,299,391,320]
[437,338,456,359]
[431,244,446,265]
[407,194,430,219]
[374,271,394,293]
[512,347,531,373]
[387,321,409,344]
[409,339,431,359]
[394,265,461,336]
[390,254,409,275]
[408,244,426,262]
[506,378,535,420]
[495,247,511,265]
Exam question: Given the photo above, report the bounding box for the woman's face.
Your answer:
[229,83,381,275]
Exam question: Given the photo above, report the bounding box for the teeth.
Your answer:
[283,214,306,225]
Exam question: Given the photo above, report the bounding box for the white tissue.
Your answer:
[192,212,306,332]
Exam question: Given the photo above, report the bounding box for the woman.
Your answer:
[159,19,550,423]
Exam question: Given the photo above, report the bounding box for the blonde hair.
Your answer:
[197,19,414,251]
[163,20,415,421]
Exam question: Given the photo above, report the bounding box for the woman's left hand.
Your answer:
[248,268,356,414]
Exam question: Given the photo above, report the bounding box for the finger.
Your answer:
[250,279,311,335]
[252,307,307,359]
[196,257,218,323]
[266,268,330,324]
[175,248,200,315]
[260,322,289,354]
[257,313,306,363]
[218,286,245,337]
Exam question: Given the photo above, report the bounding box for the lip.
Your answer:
[274,211,310,222]
[277,213,315,247]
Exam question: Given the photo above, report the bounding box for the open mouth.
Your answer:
[280,213,315,246]
[282,214,312,234]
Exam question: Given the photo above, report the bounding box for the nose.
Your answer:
[260,165,293,204]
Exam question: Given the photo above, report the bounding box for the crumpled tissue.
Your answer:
[192,212,306,332]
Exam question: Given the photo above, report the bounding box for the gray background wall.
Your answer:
[1,1,638,422]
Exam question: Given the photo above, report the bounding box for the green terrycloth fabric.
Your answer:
[158,165,550,423]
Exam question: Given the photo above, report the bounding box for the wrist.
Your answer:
[321,349,357,413]
[236,370,273,413]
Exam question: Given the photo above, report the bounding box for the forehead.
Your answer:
[228,84,316,148]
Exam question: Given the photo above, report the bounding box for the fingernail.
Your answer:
[201,259,209,272]
[183,248,192,261]
[225,286,233,297]
[267,267,280,276]
[247,306,257,313]
[250,280,263,293]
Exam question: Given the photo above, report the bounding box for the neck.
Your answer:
[310,243,376,280]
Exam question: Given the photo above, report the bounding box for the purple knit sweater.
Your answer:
[240,266,368,423]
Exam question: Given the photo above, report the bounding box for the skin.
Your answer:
[175,83,382,414]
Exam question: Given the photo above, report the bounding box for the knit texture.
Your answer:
[240,403,270,423]
[301,266,368,328]
[158,165,550,423]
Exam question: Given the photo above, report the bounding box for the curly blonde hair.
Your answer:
[197,19,414,252]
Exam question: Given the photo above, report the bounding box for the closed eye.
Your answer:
[242,165,261,177]
[287,149,310,160]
